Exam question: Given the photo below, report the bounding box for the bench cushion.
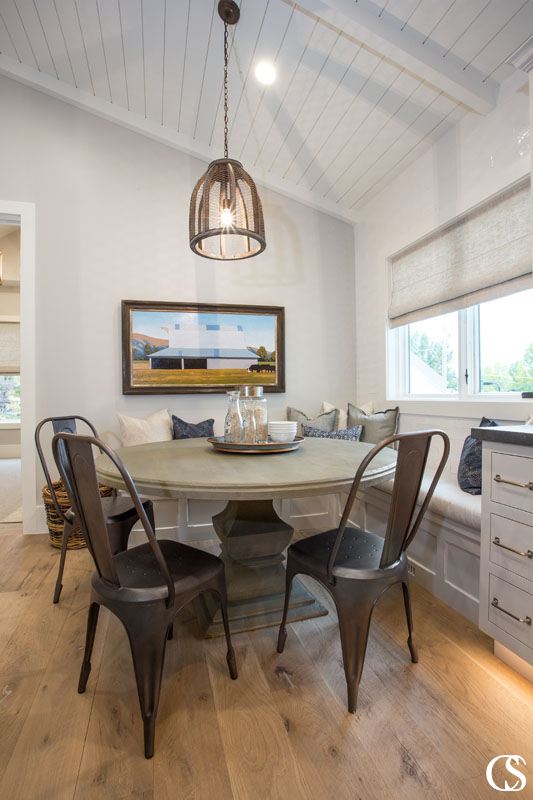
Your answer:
[374,473,481,531]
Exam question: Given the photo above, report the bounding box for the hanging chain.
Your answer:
[223,21,229,159]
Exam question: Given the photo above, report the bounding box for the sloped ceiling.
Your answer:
[0,0,531,221]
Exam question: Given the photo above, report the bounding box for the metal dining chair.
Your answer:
[52,431,237,758]
[277,429,450,714]
[35,415,154,604]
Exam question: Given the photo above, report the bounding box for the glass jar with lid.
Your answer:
[224,390,243,442]
[240,386,268,443]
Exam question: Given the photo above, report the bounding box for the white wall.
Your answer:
[0,75,357,529]
[353,72,532,467]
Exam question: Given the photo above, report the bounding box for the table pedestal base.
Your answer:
[194,499,327,638]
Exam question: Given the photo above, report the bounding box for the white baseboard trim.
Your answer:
[22,503,46,534]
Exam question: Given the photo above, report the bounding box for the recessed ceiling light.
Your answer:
[255,61,276,85]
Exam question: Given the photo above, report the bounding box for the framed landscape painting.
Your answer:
[122,300,285,394]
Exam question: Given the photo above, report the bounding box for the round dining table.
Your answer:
[95,436,397,637]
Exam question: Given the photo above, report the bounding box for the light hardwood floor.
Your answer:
[1,527,533,799]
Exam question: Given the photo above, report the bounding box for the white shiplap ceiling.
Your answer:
[0,0,531,221]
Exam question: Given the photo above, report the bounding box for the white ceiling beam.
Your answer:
[0,55,357,226]
[293,0,499,113]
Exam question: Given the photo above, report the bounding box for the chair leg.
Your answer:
[78,602,100,693]
[167,622,174,640]
[334,587,377,714]
[402,580,418,663]
[277,559,296,654]
[53,521,73,604]
[215,577,237,680]
[123,615,170,759]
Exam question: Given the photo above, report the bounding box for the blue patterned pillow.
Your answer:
[172,415,214,440]
[457,417,498,495]
[303,424,362,441]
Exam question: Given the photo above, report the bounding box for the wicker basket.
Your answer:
[42,480,114,549]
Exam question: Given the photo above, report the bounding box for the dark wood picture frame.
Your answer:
[122,300,285,395]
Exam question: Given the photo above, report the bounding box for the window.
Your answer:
[391,288,533,398]
[408,312,459,395]
[0,375,21,421]
[479,291,533,393]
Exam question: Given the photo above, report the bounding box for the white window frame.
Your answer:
[387,300,533,419]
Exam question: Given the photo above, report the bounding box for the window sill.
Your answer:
[389,397,533,421]
[0,421,21,430]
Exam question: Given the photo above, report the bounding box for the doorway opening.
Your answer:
[0,215,21,527]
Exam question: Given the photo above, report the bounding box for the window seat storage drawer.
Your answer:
[490,514,533,582]
[488,573,533,648]
[490,452,533,515]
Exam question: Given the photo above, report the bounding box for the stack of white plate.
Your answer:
[268,421,298,442]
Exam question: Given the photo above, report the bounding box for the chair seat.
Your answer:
[93,539,223,603]
[290,527,404,580]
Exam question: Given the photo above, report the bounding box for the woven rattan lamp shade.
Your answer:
[189,158,266,260]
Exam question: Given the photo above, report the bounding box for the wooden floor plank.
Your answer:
[0,584,109,800]
[74,612,155,800]
[0,668,45,782]
[1,531,533,799]
[372,584,533,760]
[0,566,81,675]
[251,625,392,800]
[292,611,479,800]
[205,632,313,800]
[153,617,234,800]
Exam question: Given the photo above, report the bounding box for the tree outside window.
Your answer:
[0,375,21,421]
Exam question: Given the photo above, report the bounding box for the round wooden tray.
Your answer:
[207,436,304,454]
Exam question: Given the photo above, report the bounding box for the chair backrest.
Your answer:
[52,432,175,608]
[35,416,98,523]
[327,430,450,582]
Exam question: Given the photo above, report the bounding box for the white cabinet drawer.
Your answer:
[490,514,533,582]
[490,452,533,515]
[488,573,533,648]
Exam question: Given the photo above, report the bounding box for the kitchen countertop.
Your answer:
[471,425,533,446]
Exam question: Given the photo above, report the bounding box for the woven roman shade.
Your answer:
[388,177,532,328]
[0,321,20,373]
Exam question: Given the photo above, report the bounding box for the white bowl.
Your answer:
[268,422,297,429]
[270,431,296,442]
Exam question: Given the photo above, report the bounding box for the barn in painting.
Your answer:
[148,323,259,371]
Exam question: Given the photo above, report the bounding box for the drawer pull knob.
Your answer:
[494,474,533,491]
[491,598,531,625]
[493,537,533,559]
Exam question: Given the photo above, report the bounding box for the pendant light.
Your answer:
[189,0,266,260]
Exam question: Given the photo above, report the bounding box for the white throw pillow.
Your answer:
[322,401,347,431]
[322,401,373,430]
[117,409,173,448]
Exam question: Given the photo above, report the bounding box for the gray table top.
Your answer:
[95,437,397,501]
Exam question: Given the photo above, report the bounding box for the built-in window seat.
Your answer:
[356,472,482,625]
[353,411,526,625]
[374,472,481,531]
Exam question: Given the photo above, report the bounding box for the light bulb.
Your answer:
[255,61,276,85]
[220,208,234,228]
